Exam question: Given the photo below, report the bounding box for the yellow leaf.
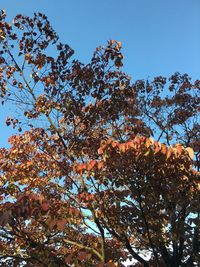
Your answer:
[185,147,194,159]
[144,149,151,156]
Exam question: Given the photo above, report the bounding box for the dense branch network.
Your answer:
[0,10,199,267]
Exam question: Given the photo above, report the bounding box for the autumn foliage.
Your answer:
[0,10,199,266]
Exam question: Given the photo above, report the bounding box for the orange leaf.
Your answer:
[161,144,167,155]
[111,141,118,148]
[98,147,103,155]
[97,160,104,170]
[87,160,96,171]
[76,163,87,174]
[118,143,126,152]
[126,141,134,149]
[166,148,173,159]
[154,141,161,153]
[175,143,183,156]
[117,41,122,48]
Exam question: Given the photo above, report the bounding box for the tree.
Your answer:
[0,10,199,266]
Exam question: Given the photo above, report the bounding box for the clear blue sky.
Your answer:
[0,0,200,147]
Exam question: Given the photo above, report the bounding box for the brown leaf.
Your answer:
[0,210,12,226]
[57,218,67,231]
[41,201,49,212]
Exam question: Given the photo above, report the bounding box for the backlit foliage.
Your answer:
[0,10,199,266]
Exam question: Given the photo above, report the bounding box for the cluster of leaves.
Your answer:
[0,10,199,266]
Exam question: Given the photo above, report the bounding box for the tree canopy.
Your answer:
[0,10,199,266]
